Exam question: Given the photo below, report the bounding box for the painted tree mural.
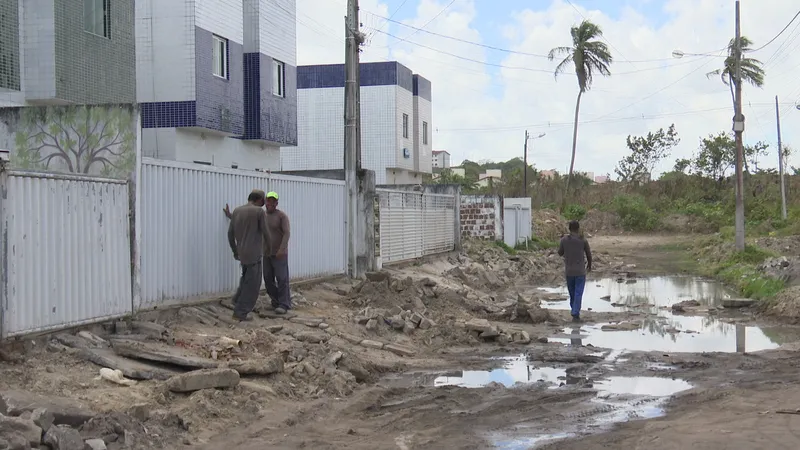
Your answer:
[11,105,136,179]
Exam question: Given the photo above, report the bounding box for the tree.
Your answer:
[674,158,692,174]
[13,105,136,178]
[706,36,765,109]
[548,20,613,208]
[615,124,680,183]
[693,132,768,180]
[433,168,478,192]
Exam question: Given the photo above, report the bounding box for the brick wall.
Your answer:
[461,195,502,239]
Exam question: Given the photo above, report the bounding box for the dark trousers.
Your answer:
[566,275,586,318]
[264,255,291,309]
[232,261,262,318]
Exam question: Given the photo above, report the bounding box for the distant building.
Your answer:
[594,175,609,184]
[280,61,432,185]
[432,150,450,169]
[580,171,595,181]
[451,167,465,178]
[540,169,558,180]
[477,169,501,188]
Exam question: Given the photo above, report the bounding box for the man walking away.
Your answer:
[264,191,292,314]
[228,190,270,322]
[558,220,592,322]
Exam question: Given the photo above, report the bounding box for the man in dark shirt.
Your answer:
[263,191,292,314]
[558,220,593,322]
[227,190,271,321]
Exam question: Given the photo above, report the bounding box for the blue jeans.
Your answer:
[566,275,586,317]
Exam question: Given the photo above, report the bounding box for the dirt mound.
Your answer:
[661,214,718,233]
[532,209,566,241]
[764,286,800,322]
[581,210,621,234]
[756,235,800,257]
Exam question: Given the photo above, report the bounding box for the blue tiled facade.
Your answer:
[297,61,414,93]
[413,75,432,102]
[140,26,296,143]
[243,53,298,145]
[194,27,244,135]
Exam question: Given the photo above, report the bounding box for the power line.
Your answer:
[388,0,457,48]
[372,28,711,76]
[366,11,716,64]
[748,9,800,52]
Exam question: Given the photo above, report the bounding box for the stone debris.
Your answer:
[600,322,641,331]
[0,414,42,447]
[227,356,284,375]
[43,424,84,450]
[0,390,95,428]
[671,300,702,313]
[110,339,219,370]
[85,438,108,450]
[722,298,757,308]
[165,368,241,393]
[359,340,384,350]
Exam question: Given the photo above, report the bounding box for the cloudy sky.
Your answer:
[295,0,800,178]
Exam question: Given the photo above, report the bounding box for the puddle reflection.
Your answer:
[537,276,784,353]
[432,356,569,388]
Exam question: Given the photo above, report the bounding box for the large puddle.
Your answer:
[537,276,783,353]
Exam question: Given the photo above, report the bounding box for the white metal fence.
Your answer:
[137,158,347,310]
[0,171,133,338]
[503,197,532,248]
[376,189,456,263]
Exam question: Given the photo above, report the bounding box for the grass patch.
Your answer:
[494,240,516,255]
[693,240,783,300]
[516,236,559,251]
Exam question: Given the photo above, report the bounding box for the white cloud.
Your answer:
[297,0,800,178]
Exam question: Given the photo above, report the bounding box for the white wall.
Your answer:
[135,0,196,102]
[281,85,398,185]
[142,128,281,171]
[385,169,421,185]
[260,0,296,65]
[416,97,432,174]
[196,0,243,44]
[394,87,414,171]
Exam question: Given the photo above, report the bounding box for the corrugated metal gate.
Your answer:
[376,189,456,264]
[0,171,133,338]
[137,158,347,310]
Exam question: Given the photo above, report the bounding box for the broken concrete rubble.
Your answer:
[227,356,284,375]
[79,348,179,381]
[165,368,240,393]
[0,415,42,447]
[43,424,84,450]
[0,391,95,428]
[110,339,219,370]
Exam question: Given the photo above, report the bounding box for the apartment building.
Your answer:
[0,0,136,106]
[280,61,432,185]
[135,0,297,170]
[432,150,450,169]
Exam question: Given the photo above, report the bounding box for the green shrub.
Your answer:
[563,204,587,221]
[517,236,559,250]
[494,240,516,255]
[609,195,660,231]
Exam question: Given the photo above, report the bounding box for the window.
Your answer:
[402,113,409,139]
[272,60,285,97]
[84,0,111,38]
[422,121,429,145]
[212,35,229,79]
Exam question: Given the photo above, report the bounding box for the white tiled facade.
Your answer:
[137,0,298,170]
[432,151,450,169]
[280,61,432,186]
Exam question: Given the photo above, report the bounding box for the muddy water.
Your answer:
[537,276,782,353]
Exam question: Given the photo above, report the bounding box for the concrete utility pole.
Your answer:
[523,130,529,197]
[776,95,788,220]
[344,0,364,277]
[733,0,746,251]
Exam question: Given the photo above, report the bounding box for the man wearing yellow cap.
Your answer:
[263,191,292,313]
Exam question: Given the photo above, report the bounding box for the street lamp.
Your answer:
[523,132,546,197]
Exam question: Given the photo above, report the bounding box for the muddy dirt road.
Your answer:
[1,234,800,449]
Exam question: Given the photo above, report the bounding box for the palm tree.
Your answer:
[548,20,613,208]
[706,36,765,109]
